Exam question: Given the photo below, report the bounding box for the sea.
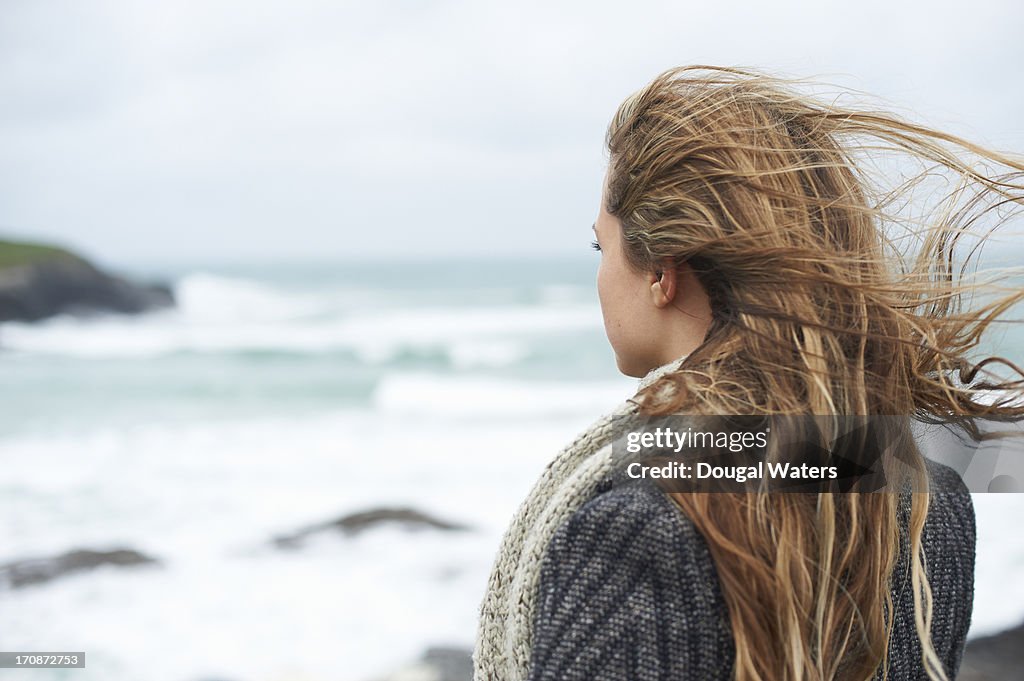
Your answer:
[1,256,1022,681]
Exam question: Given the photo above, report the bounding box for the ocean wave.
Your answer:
[372,373,633,418]
[174,272,332,322]
[0,272,603,364]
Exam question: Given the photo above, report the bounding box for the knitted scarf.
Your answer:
[472,356,688,681]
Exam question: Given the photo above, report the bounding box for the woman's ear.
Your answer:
[649,259,678,308]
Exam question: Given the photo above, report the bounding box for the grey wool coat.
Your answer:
[473,357,975,680]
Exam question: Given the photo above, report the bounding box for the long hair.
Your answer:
[604,65,1024,681]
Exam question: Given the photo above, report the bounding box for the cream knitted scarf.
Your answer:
[472,356,688,681]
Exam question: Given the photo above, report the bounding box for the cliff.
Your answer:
[0,238,174,323]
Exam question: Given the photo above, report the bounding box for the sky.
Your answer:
[1,0,1022,268]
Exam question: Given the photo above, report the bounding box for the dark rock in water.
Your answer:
[0,238,174,323]
[958,620,1024,680]
[273,507,470,548]
[421,647,474,681]
[372,645,473,681]
[0,547,160,589]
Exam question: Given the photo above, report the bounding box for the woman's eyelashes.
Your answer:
[590,240,602,252]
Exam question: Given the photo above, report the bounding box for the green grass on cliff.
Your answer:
[0,239,79,269]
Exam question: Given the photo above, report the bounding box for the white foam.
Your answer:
[174,272,330,322]
[0,408,594,680]
[0,273,603,360]
[447,339,528,369]
[968,492,1024,639]
[372,372,633,418]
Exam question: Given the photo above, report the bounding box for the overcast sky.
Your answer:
[1,0,1022,267]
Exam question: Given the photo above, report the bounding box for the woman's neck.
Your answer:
[637,354,688,391]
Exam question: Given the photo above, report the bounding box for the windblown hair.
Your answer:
[604,66,1024,681]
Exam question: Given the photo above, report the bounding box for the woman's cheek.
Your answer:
[596,261,610,319]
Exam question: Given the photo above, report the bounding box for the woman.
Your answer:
[473,66,1024,681]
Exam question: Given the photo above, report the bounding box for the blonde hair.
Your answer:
[605,65,1024,680]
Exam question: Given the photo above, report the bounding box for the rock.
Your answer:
[273,507,470,548]
[0,547,160,589]
[957,620,1024,680]
[0,238,174,323]
[371,646,473,681]
[420,647,474,681]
